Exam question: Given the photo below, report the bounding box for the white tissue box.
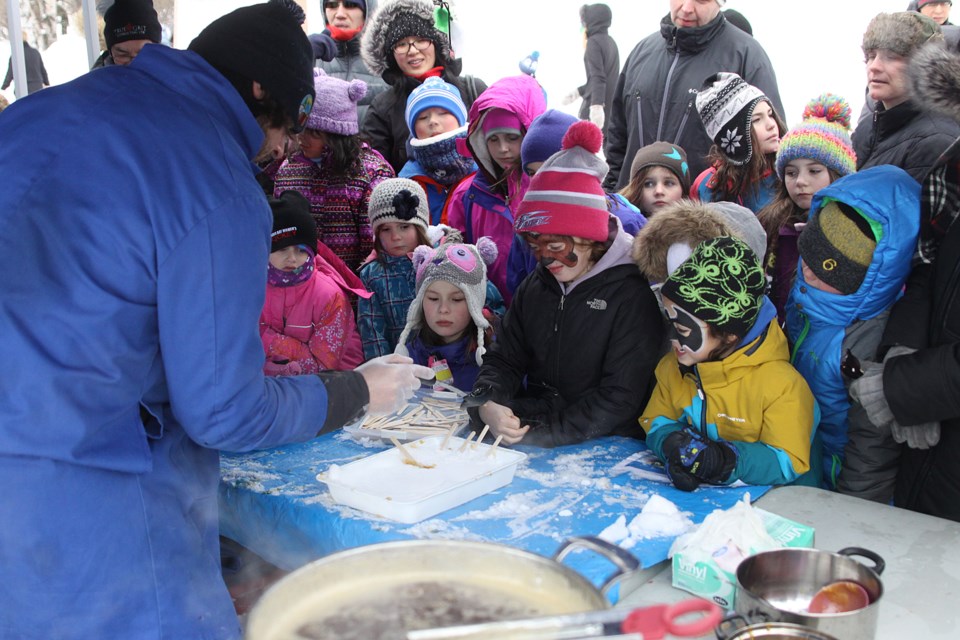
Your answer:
[671,508,814,608]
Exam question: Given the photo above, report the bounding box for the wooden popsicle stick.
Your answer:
[472,424,490,449]
[440,426,455,450]
[458,431,476,452]
[389,436,418,465]
[487,434,504,457]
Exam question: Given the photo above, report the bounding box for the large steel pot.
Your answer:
[735,547,884,640]
[244,537,639,640]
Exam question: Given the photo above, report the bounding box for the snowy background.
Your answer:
[0,0,925,129]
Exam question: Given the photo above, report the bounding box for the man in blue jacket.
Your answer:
[0,2,430,638]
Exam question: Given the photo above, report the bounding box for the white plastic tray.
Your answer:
[342,389,468,443]
[320,436,527,523]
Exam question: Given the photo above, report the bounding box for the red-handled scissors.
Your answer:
[621,598,722,638]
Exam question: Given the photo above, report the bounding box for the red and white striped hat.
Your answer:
[514,121,611,243]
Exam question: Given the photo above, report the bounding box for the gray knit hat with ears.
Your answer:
[360,0,449,77]
[862,11,943,58]
[366,177,430,232]
[395,238,499,365]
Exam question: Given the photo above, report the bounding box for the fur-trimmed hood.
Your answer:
[910,42,960,123]
[632,201,767,284]
[360,0,451,78]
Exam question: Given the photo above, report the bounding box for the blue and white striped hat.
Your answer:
[405,77,469,133]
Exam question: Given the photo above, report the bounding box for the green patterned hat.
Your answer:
[660,236,766,338]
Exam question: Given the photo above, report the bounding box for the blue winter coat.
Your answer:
[0,46,344,639]
[786,166,920,485]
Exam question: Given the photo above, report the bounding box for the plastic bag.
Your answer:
[668,494,780,572]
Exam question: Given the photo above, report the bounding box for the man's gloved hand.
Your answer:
[589,104,605,129]
[309,30,338,62]
[356,354,434,415]
[660,430,738,492]
[848,346,940,449]
[561,89,581,106]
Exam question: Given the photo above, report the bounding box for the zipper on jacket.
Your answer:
[657,52,681,141]
[554,294,565,332]
[634,91,645,147]
[674,94,695,144]
[693,366,707,439]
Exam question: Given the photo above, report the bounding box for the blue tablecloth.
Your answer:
[219,431,770,595]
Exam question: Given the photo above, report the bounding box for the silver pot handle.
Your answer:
[837,547,885,575]
[552,535,640,598]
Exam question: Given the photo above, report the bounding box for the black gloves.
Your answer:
[661,430,738,492]
[309,30,337,62]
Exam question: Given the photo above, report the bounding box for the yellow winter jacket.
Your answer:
[640,319,817,485]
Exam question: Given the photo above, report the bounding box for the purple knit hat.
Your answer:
[305,69,368,135]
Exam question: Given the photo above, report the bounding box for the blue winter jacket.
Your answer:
[0,47,349,639]
[786,166,920,483]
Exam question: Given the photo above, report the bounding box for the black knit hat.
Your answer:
[798,201,877,295]
[104,0,162,49]
[270,191,317,252]
[661,236,766,338]
[189,0,315,132]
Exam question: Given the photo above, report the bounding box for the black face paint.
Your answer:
[665,302,706,353]
[525,235,581,268]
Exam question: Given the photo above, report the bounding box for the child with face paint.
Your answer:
[506,109,647,294]
[466,121,664,448]
[445,75,547,304]
[261,191,368,376]
[691,73,787,214]
[640,236,820,491]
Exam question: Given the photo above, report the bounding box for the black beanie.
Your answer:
[104,0,162,49]
[189,0,315,132]
[270,191,317,252]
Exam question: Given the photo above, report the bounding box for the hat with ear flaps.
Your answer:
[394,238,499,365]
[862,11,943,58]
[696,72,770,166]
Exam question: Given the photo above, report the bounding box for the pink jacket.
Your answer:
[260,245,371,376]
[447,75,546,303]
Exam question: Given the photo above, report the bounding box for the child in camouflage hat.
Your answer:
[640,235,820,492]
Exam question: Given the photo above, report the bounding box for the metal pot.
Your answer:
[244,536,639,640]
[716,613,840,640]
[735,547,884,640]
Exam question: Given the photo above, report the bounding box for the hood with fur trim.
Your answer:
[631,201,767,284]
[910,42,960,123]
[360,0,451,78]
